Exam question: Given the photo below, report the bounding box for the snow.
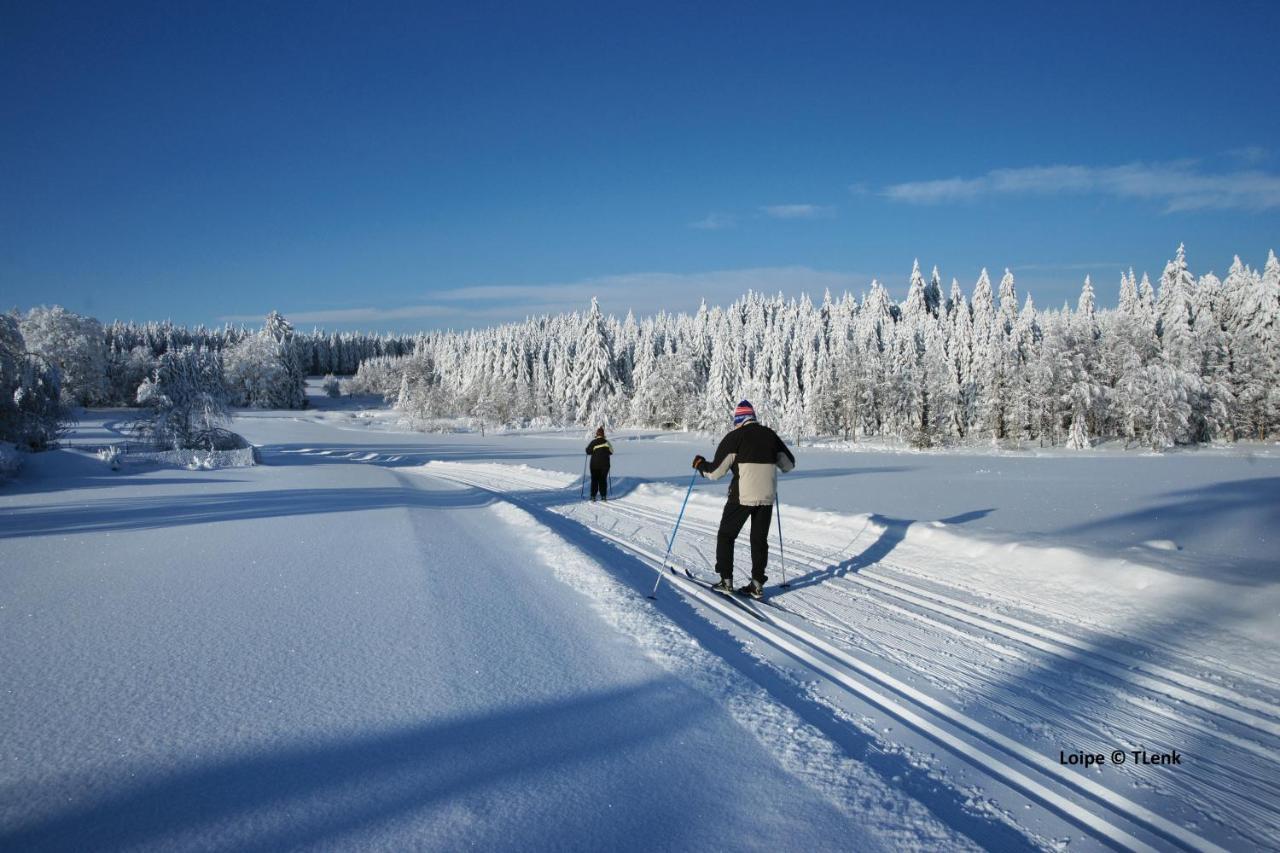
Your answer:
[2,404,1278,850]
[0,441,21,479]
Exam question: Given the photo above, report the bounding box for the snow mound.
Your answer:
[424,460,578,489]
[0,441,23,480]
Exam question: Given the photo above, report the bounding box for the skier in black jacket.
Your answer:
[585,427,613,501]
[692,400,795,598]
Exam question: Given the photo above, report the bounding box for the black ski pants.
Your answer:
[590,467,609,499]
[715,501,772,583]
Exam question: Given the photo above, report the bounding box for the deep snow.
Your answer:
[2,397,1278,851]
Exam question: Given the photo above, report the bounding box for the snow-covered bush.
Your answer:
[1,314,72,450]
[222,312,306,409]
[97,444,123,470]
[135,347,234,450]
[322,373,341,398]
[18,305,109,406]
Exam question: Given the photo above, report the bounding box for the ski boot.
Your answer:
[737,579,765,600]
[710,577,734,595]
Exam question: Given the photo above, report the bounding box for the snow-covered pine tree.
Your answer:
[573,297,618,427]
[946,280,974,438]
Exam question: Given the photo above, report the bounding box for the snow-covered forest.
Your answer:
[4,245,1278,451]
[366,245,1280,449]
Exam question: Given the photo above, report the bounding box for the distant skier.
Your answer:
[585,427,613,502]
[692,400,794,598]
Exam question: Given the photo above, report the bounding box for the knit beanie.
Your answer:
[733,400,756,426]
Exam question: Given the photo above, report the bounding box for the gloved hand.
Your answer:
[692,455,706,470]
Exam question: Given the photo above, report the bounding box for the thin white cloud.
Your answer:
[222,267,871,331]
[1015,261,1126,272]
[882,161,1280,212]
[760,204,835,219]
[1224,145,1268,165]
[219,304,451,325]
[689,212,736,230]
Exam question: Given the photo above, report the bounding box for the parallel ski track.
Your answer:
[444,463,1279,740]
[426,465,1230,853]
[603,496,1280,743]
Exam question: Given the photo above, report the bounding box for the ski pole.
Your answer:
[776,490,788,588]
[580,453,588,499]
[649,471,698,599]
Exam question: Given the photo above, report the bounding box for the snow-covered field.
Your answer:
[2,393,1278,851]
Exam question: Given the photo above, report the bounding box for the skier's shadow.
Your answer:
[779,509,993,593]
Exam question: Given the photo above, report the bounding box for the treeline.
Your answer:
[362,245,1279,449]
[103,321,417,386]
[5,244,1277,452]
[1,309,418,449]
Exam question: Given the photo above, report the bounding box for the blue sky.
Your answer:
[3,1,1278,331]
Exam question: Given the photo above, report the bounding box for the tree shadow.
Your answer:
[260,442,567,469]
[0,485,497,541]
[1055,476,1280,585]
[946,593,1280,850]
[0,681,703,852]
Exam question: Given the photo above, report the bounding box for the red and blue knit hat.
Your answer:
[733,400,756,426]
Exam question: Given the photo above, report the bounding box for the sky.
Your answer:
[2,0,1279,332]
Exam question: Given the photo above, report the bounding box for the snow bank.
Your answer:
[901,518,1280,647]
[624,477,1280,649]
[0,441,22,480]
[424,460,578,489]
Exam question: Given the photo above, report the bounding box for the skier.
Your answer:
[585,427,613,501]
[691,400,794,598]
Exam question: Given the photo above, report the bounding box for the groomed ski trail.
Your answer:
[415,459,1279,853]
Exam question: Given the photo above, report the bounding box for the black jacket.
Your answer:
[586,437,613,470]
[697,421,795,506]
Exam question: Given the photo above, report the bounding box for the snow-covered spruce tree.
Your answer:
[223,313,307,409]
[632,351,699,428]
[322,373,341,397]
[1062,279,1103,449]
[573,297,618,427]
[263,311,307,408]
[1156,244,1210,442]
[1008,294,1041,442]
[136,347,231,450]
[1217,256,1276,440]
[0,314,23,396]
[969,269,999,442]
[346,354,410,400]
[946,280,975,438]
[1260,250,1280,438]
[19,305,109,406]
[1192,271,1232,441]
[106,344,158,406]
[700,308,739,430]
